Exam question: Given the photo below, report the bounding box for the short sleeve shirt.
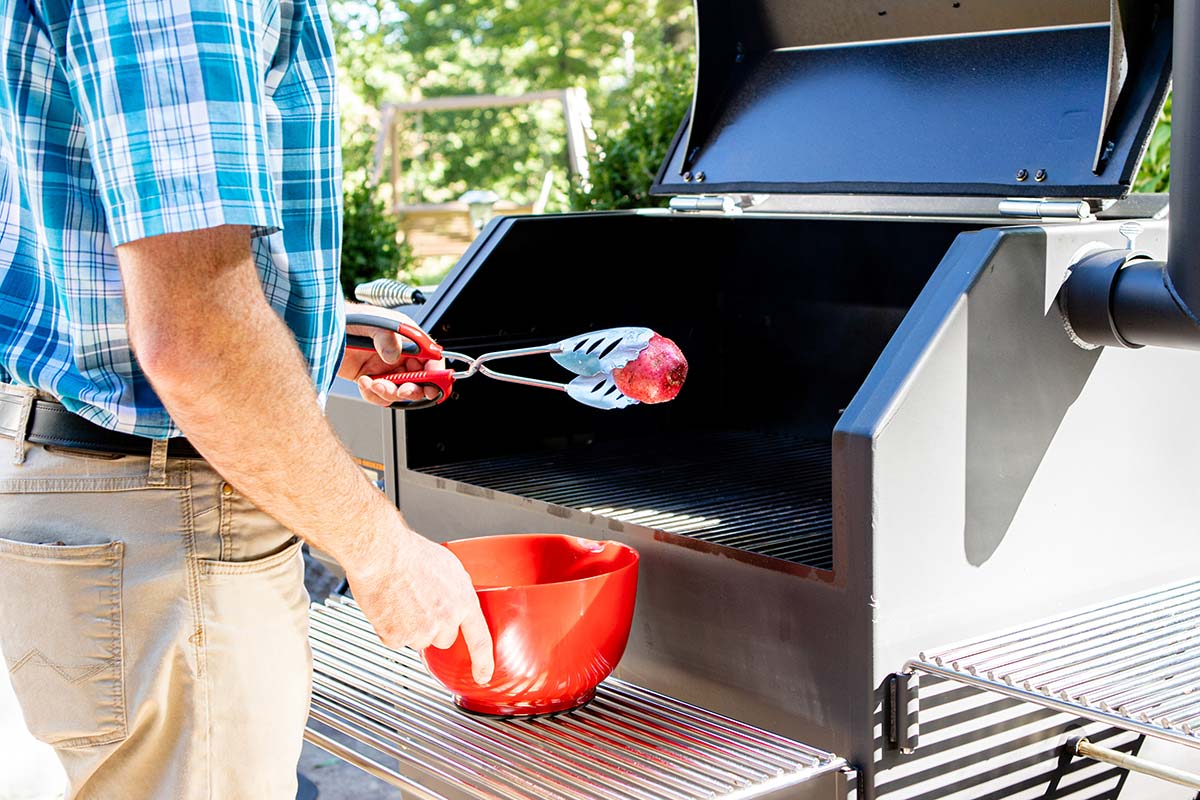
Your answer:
[0,0,345,438]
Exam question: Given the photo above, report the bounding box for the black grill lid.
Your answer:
[652,0,1172,200]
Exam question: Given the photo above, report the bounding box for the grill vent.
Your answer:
[418,431,833,569]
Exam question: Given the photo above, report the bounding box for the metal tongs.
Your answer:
[346,310,653,410]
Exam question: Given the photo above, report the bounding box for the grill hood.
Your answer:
[652,0,1173,200]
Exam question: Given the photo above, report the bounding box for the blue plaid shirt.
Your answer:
[0,0,344,438]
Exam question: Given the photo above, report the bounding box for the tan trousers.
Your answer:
[0,387,312,799]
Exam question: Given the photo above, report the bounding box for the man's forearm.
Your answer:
[118,226,403,567]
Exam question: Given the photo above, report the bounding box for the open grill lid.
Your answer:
[651,0,1173,200]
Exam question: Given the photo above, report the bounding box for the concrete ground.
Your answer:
[299,728,404,800]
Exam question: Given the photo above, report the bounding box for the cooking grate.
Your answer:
[305,596,848,800]
[417,431,833,568]
[908,579,1200,751]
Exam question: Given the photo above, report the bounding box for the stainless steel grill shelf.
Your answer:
[416,431,833,569]
[305,596,848,800]
[907,579,1200,751]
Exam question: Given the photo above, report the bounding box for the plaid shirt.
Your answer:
[0,0,344,438]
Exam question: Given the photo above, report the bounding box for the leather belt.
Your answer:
[0,393,203,459]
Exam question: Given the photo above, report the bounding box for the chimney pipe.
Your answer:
[1167,0,1200,319]
[1061,0,1200,350]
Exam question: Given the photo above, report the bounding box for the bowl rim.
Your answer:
[441,533,640,594]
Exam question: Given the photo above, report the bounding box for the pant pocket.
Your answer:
[0,537,125,748]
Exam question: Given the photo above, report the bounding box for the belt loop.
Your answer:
[148,438,169,485]
[9,388,35,466]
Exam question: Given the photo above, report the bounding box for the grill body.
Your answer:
[322,206,1200,798]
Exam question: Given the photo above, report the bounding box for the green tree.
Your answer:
[570,52,691,211]
[340,179,414,297]
[330,0,693,210]
[1135,95,1172,193]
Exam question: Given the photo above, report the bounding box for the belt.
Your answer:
[0,393,203,459]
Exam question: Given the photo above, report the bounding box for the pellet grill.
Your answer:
[315,0,1200,797]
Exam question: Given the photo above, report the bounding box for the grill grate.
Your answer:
[305,597,848,800]
[909,579,1200,752]
[417,431,833,568]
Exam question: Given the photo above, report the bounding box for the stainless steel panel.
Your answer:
[852,217,1200,798]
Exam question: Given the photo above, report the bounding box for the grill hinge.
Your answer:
[668,195,762,214]
[998,198,1097,220]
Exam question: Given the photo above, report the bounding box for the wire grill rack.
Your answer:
[908,579,1200,751]
[305,596,847,800]
[417,431,834,569]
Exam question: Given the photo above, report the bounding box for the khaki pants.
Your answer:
[0,387,311,799]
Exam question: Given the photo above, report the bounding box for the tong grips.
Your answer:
[370,367,455,409]
[345,310,449,408]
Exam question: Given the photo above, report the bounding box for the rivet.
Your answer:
[1016,169,1029,182]
[694,171,706,183]
[222,483,233,496]
[682,171,693,183]
[1035,169,1048,182]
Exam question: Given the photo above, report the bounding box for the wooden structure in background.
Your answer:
[373,90,594,265]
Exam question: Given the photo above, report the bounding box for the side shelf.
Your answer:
[305,597,851,800]
[905,579,1200,791]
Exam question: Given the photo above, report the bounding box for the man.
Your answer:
[0,0,494,797]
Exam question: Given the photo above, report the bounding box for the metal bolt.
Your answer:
[682,172,693,183]
[1119,221,1143,251]
[1016,169,1029,182]
[1035,169,1048,182]
[694,172,706,183]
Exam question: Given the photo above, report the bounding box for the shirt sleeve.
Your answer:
[59,0,280,246]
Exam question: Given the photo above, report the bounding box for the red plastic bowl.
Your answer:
[421,534,639,716]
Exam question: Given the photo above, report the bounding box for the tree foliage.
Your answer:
[570,52,691,211]
[330,0,694,210]
[340,179,414,297]
[1135,95,1171,193]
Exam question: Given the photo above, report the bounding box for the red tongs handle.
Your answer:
[345,310,444,360]
[373,367,456,408]
[345,310,449,409]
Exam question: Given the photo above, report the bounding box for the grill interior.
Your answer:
[407,214,981,571]
[421,430,833,568]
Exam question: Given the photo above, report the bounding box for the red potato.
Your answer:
[613,334,688,404]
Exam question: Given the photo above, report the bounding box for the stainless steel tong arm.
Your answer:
[442,344,568,392]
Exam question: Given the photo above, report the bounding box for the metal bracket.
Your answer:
[884,672,919,754]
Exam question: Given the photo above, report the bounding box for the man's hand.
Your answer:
[346,521,494,683]
[340,305,445,407]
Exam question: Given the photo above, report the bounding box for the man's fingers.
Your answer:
[431,627,460,650]
[459,609,495,684]
[356,377,427,405]
[356,377,393,407]
[371,329,403,364]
